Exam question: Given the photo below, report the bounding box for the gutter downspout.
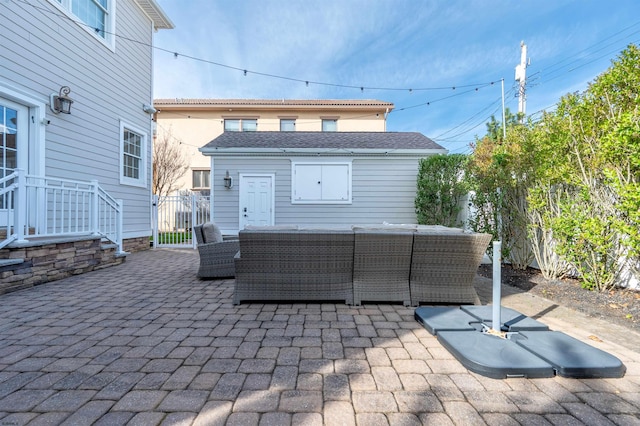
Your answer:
[209,156,215,229]
[383,108,389,132]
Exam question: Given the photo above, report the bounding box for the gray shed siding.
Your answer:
[0,0,157,239]
[210,156,426,233]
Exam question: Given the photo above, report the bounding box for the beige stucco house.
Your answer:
[152,99,394,194]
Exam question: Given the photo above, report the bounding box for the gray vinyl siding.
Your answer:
[0,0,156,239]
[211,156,427,232]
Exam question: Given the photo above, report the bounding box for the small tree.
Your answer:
[153,126,189,197]
[466,110,537,268]
[415,154,468,227]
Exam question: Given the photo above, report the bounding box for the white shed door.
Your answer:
[239,174,274,228]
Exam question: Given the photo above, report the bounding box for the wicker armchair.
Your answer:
[194,223,239,279]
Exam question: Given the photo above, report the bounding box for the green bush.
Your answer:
[415,154,468,227]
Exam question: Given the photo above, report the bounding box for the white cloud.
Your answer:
[152,0,639,146]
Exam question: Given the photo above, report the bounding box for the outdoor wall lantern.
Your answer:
[223,170,233,189]
[50,86,74,114]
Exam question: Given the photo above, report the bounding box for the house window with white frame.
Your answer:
[192,169,210,192]
[280,118,296,131]
[292,161,351,204]
[321,118,337,132]
[224,118,257,132]
[120,122,147,187]
[54,0,111,41]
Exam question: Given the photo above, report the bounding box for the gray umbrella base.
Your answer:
[415,306,626,379]
[460,305,550,331]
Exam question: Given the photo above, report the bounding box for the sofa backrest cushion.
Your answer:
[352,225,416,232]
[415,225,465,233]
[244,225,299,231]
[202,222,223,243]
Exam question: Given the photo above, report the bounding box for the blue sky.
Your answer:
[152,0,640,154]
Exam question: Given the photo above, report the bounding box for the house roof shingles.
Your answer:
[200,131,446,154]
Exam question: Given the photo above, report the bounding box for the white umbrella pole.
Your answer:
[492,241,502,333]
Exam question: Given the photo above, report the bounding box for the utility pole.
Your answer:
[514,41,529,122]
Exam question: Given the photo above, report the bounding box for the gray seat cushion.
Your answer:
[202,222,223,243]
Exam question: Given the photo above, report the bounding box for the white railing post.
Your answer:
[116,199,124,253]
[14,169,27,243]
[191,194,197,249]
[152,194,158,249]
[91,179,100,236]
[492,241,502,333]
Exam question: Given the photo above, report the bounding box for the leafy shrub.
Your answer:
[415,154,468,227]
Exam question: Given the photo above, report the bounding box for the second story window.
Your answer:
[224,118,257,132]
[280,119,296,131]
[54,0,111,42]
[321,119,337,132]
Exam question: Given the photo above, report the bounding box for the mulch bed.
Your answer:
[478,264,640,333]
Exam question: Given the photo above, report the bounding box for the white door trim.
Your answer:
[0,80,47,176]
[238,173,275,228]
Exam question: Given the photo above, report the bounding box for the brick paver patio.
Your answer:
[0,248,638,425]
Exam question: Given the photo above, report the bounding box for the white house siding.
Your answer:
[0,0,158,240]
[210,156,425,233]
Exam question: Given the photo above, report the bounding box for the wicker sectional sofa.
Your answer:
[233,228,355,305]
[232,225,491,306]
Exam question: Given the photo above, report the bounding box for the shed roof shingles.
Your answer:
[201,131,445,151]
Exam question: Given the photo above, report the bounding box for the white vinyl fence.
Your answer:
[152,192,210,248]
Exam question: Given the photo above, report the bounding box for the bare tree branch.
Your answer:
[153,126,189,196]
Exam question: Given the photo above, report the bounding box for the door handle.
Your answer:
[243,207,247,212]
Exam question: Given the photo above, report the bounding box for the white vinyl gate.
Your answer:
[152,193,210,248]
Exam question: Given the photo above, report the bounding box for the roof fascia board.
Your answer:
[155,103,393,112]
[134,0,174,29]
[199,147,447,156]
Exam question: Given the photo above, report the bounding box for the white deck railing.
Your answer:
[0,169,123,252]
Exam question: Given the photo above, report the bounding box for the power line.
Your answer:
[392,82,498,112]
[435,87,517,142]
[529,22,640,88]
[535,21,640,77]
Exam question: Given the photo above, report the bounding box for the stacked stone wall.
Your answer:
[123,236,151,253]
[0,238,127,295]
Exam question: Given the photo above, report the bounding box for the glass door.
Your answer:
[0,98,27,222]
